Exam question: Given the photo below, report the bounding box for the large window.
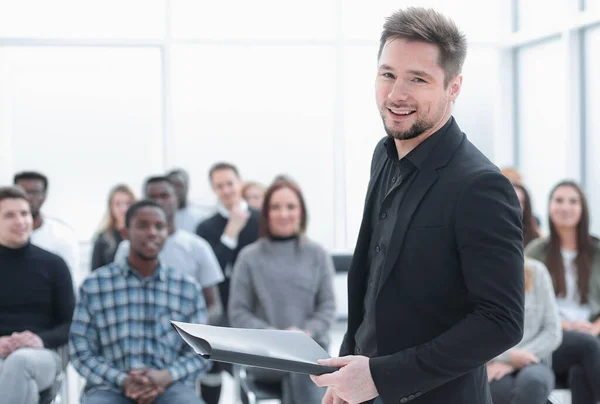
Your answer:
[2,47,164,238]
[584,24,600,235]
[510,0,600,236]
[516,40,568,231]
[169,44,337,247]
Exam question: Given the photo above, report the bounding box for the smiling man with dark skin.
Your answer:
[113,177,223,316]
[69,200,209,404]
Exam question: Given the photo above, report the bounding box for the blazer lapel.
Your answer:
[376,168,439,292]
[375,121,465,293]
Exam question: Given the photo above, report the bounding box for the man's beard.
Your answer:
[382,115,431,141]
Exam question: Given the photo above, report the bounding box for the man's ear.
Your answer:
[121,227,130,241]
[448,74,463,101]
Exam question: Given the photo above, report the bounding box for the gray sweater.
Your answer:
[496,258,562,363]
[228,237,336,346]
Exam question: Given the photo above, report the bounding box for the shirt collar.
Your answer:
[384,116,454,170]
[216,199,249,219]
[117,256,167,282]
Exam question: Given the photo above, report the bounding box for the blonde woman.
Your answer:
[91,184,135,270]
[487,259,562,404]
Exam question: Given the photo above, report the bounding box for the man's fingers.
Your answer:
[136,387,161,403]
[318,356,353,368]
[311,372,340,388]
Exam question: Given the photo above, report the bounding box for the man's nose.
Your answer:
[388,80,409,103]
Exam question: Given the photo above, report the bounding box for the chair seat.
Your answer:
[39,372,64,404]
[247,379,282,401]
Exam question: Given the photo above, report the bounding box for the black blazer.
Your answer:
[341,119,525,404]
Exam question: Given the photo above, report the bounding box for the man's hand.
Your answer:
[223,208,250,239]
[486,362,515,382]
[124,370,163,404]
[310,356,378,404]
[11,331,44,349]
[0,336,17,358]
[322,386,347,404]
[571,321,598,336]
[508,349,539,369]
[146,369,173,389]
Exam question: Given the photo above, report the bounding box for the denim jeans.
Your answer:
[81,382,204,404]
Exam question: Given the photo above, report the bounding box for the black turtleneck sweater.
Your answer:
[0,242,75,349]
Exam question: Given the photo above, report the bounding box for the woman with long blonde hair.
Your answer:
[91,184,135,270]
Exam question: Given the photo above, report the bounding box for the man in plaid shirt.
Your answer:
[69,200,209,403]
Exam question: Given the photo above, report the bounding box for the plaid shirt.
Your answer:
[69,259,210,390]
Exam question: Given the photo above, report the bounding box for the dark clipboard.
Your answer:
[171,321,338,375]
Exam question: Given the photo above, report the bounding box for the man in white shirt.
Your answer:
[166,168,213,234]
[13,172,80,277]
[114,176,223,316]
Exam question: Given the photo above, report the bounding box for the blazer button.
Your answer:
[380,212,387,219]
[400,398,408,403]
[375,245,381,253]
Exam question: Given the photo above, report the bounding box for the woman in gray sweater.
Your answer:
[487,258,562,404]
[228,179,336,404]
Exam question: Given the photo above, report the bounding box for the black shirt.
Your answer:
[0,242,75,349]
[91,229,123,271]
[196,209,260,312]
[354,119,452,357]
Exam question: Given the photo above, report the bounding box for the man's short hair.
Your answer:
[125,199,167,229]
[378,7,467,87]
[144,176,175,192]
[13,171,49,191]
[208,162,240,182]
[166,168,189,182]
[0,186,29,205]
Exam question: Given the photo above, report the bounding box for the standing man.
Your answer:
[311,7,524,404]
[166,168,213,233]
[13,171,80,276]
[196,162,260,404]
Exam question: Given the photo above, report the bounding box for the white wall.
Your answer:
[0,0,511,251]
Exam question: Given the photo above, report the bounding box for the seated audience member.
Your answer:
[526,180,600,404]
[241,181,265,211]
[501,167,542,227]
[487,258,562,404]
[167,168,212,233]
[513,183,542,247]
[501,167,524,185]
[91,184,135,271]
[69,200,209,404]
[14,171,80,276]
[197,163,260,317]
[114,176,223,315]
[229,179,336,404]
[196,162,261,404]
[0,186,75,403]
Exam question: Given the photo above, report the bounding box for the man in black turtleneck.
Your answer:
[0,186,75,402]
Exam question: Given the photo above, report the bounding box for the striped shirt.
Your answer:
[69,259,209,391]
